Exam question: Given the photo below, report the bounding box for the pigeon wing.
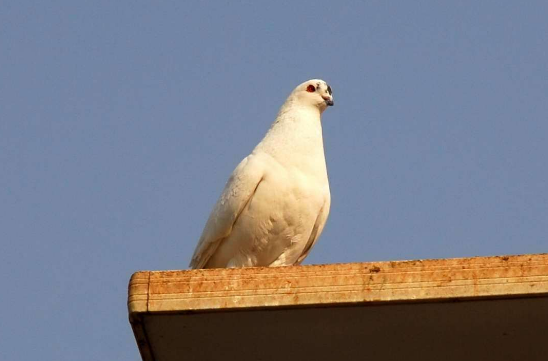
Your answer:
[295,195,331,265]
[189,155,264,269]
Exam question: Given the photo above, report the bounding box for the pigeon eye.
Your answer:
[306,84,316,93]
[327,85,332,95]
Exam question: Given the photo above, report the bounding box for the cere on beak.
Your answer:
[325,84,334,106]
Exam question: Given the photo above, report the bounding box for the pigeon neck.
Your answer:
[278,97,322,120]
[256,102,326,170]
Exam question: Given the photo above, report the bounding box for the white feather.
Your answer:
[189,79,334,269]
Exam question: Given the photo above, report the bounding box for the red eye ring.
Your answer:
[306,84,316,92]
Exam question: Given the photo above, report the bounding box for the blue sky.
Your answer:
[1,1,547,360]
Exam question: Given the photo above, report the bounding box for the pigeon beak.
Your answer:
[325,99,334,106]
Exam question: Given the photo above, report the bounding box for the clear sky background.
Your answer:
[1,1,547,360]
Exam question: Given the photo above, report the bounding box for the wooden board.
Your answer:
[128,253,548,361]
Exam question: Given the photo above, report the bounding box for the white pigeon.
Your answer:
[189,79,334,269]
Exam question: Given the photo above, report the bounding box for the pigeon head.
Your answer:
[292,79,334,112]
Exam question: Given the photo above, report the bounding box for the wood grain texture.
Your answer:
[128,253,548,314]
